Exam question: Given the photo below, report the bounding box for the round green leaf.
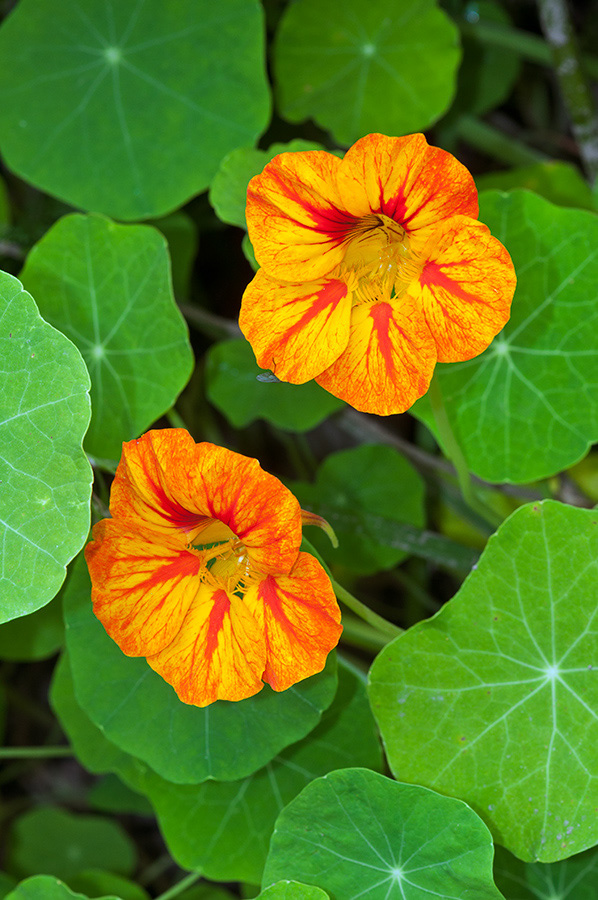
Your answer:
[493,844,598,899]
[6,808,136,881]
[263,769,503,899]
[63,554,338,784]
[0,272,91,621]
[0,596,63,660]
[257,884,328,900]
[87,774,153,817]
[369,500,598,862]
[209,141,329,229]
[6,877,118,900]
[289,444,425,575]
[273,0,460,145]
[151,212,198,300]
[412,190,598,483]
[20,213,193,461]
[476,162,593,210]
[205,339,343,432]
[0,0,270,219]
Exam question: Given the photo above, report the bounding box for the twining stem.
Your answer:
[0,746,73,759]
[537,0,598,182]
[166,407,188,431]
[428,375,502,530]
[454,115,547,167]
[154,873,202,900]
[333,580,403,641]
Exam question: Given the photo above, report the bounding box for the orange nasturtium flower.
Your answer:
[85,429,342,707]
[240,132,517,415]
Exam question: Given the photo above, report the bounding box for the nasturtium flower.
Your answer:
[85,429,342,707]
[240,132,517,415]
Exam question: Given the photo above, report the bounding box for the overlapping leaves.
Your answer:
[20,214,193,461]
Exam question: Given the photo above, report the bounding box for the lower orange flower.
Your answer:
[85,429,342,707]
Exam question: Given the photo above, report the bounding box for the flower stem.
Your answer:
[428,375,503,530]
[333,580,402,641]
[537,0,598,182]
[154,872,202,900]
[454,115,547,166]
[0,746,73,759]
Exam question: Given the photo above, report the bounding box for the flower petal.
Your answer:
[416,216,517,362]
[337,133,478,235]
[316,299,437,415]
[85,519,201,657]
[247,150,355,282]
[244,552,342,693]
[239,268,352,382]
[110,430,302,573]
[147,584,266,706]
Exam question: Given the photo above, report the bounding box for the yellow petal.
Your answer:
[148,583,266,706]
[240,268,351,382]
[316,298,437,415]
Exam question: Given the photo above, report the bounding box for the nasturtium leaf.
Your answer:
[0,272,91,620]
[6,808,136,881]
[63,555,338,784]
[131,660,382,883]
[0,874,17,900]
[273,0,460,146]
[257,884,328,900]
[476,162,593,210]
[53,648,381,885]
[0,0,270,219]
[67,871,149,900]
[263,769,503,899]
[210,141,328,229]
[6,877,118,900]
[412,190,598,483]
[0,596,63,660]
[289,444,425,575]
[453,1,520,116]
[493,844,598,899]
[20,214,193,461]
[369,500,598,862]
[206,339,344,432]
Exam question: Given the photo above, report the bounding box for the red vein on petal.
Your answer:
[282,280,349,338]
[420,262,491,306]
[205,589,230,663]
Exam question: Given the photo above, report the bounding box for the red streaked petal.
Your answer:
[85,519,201,657]
[337,133,478,235]
[417,216,517,362]
[316,298,437,415]
[147,584,266,706]
[244,552,342,693]
[239,268,352,383]
[247,150,355,282]
[110,430,302,573]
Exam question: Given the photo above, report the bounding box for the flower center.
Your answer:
[341,212,424,304]
[192,519,257,593]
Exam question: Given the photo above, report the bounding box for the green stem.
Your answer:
[461,18,598,80]
[180,303,241,340]
[333,580,402,641]
[428,375,502,529]
[154,873,202,900]
[537,0,598,181]
[340,615,390,652]
[0,746,73,759]
[454,115,547,166]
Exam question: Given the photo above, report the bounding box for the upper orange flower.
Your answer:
[239,133,516,415]
[85,429,342,707]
